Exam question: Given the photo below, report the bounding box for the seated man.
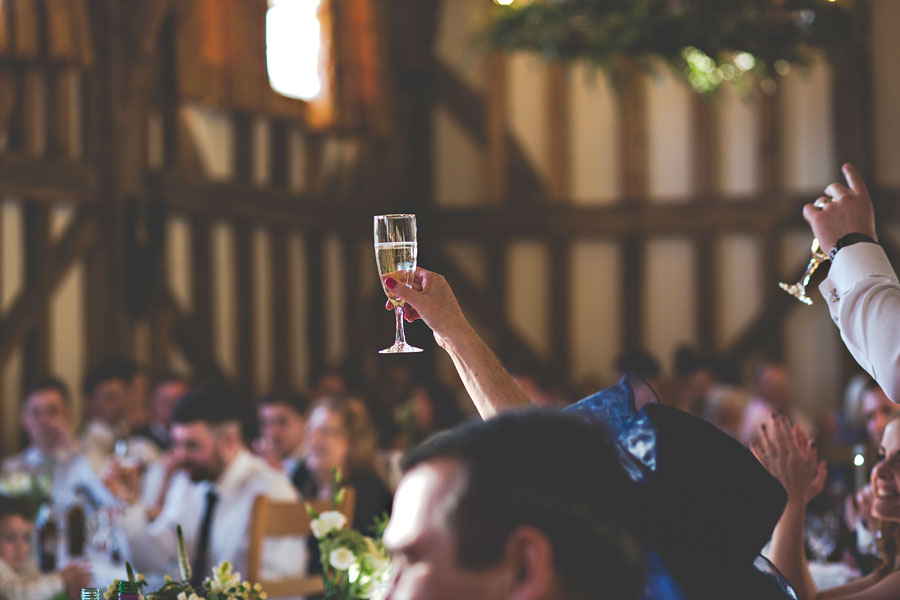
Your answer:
[255,390,310,478]
[80,359,159,476]
[2,377,116,509]
[115,387,301,584]
[383,410,646,600]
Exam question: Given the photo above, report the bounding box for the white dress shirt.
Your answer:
[1,445,118,509]
[0,559,64,600]
[819,242,900,403]
[120,450,304,581]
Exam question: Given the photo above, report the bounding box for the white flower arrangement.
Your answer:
[307,469,393,600]
[107,533,267,600]
[0,470,52,514]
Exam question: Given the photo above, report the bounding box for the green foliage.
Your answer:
[480,0,858,93]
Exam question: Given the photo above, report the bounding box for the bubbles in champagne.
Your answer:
[375,241,417,304]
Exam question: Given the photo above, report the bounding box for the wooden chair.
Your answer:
[247,488,356,598]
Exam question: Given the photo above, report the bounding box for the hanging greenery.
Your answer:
[479,0,858,94]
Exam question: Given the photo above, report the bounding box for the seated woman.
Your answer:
[755,411,900,599]
[0,495,90,600]
[291,395,393,571]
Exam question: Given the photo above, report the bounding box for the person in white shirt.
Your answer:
[114,387,302,583]
[0,495,89,600]
[80,360,160,477]
[804,163,900,403]
[1,377,116,510]
[254,390,310,480]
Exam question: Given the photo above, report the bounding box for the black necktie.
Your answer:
[192,489,219,588]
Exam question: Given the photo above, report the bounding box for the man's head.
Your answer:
[863,382,898,446]
[171,387,243,482]
[22,377,73,451]
[259,390,309,460]
[0,495,33,571]
[383,411,645,600]
[82,359,137,425]
[151,373,189,427]
[754,362,792,412]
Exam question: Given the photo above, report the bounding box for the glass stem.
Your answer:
[395,305,408,347]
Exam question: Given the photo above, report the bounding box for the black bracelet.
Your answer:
[830,232,876,261]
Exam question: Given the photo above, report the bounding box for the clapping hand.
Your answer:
[752,413,827,504]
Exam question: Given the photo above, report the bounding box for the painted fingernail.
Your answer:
[384,277,397,290]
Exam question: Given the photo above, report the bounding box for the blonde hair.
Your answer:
[314,395,379,477]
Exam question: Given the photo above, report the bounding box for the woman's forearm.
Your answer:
[439,322,531,419]
[768,499,818,600]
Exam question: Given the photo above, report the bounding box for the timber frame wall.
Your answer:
[0,0,895,452]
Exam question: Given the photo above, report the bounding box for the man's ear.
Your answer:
[504,526,558,600]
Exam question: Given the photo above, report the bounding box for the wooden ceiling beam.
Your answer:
[0,153,96,202]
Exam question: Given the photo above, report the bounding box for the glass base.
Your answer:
[778,281,814,306]
[379,342,424,354]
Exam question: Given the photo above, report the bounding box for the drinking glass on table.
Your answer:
[374,214,423,354]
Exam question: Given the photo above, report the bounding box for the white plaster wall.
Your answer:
[570,65,620,205]
[507,240,549,359]
[644,238,696,372]
[716,234,762,349]
[646,67,692,201]
[569,240,621,385]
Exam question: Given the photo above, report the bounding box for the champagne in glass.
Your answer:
[374,214,423,353]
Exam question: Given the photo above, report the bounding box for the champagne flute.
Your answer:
[778,238,830,305]
[374,214,423,353]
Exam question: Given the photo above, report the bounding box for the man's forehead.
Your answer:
[384,458,463,549]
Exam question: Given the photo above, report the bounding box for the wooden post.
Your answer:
[618,60,647,351]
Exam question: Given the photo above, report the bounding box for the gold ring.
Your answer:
[813,198,830,210]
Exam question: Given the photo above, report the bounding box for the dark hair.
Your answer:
[402,410,645,600]
[152,371,190,391]
[82,357,138,397]
[23,376,71,406]
[260,389,310,418]
[0,495,33,521]
[614,349,661,381]
[171,387,242,426]
[673,345,712,377]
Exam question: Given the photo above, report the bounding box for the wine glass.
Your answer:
[374,214,423,354]
[778,238,830,305]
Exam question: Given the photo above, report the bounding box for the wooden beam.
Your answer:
[691,93,719,351]
[270,228,291,388]
[485,53,507,204]
[269,118,289,188]
[617,60,647,351]
[23,201,50,385]
[545,63,570,203]
[233,223,254,392]
[0,209,96,367]
[190,216,212,351]
[46,67,78,159]
[0,154,97,202]
[341,234,363,381]
[548,237,570,380]
[233,111,254,182]
[304,231,325,383]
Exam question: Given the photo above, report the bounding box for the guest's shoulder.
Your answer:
[242,452,298,500]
